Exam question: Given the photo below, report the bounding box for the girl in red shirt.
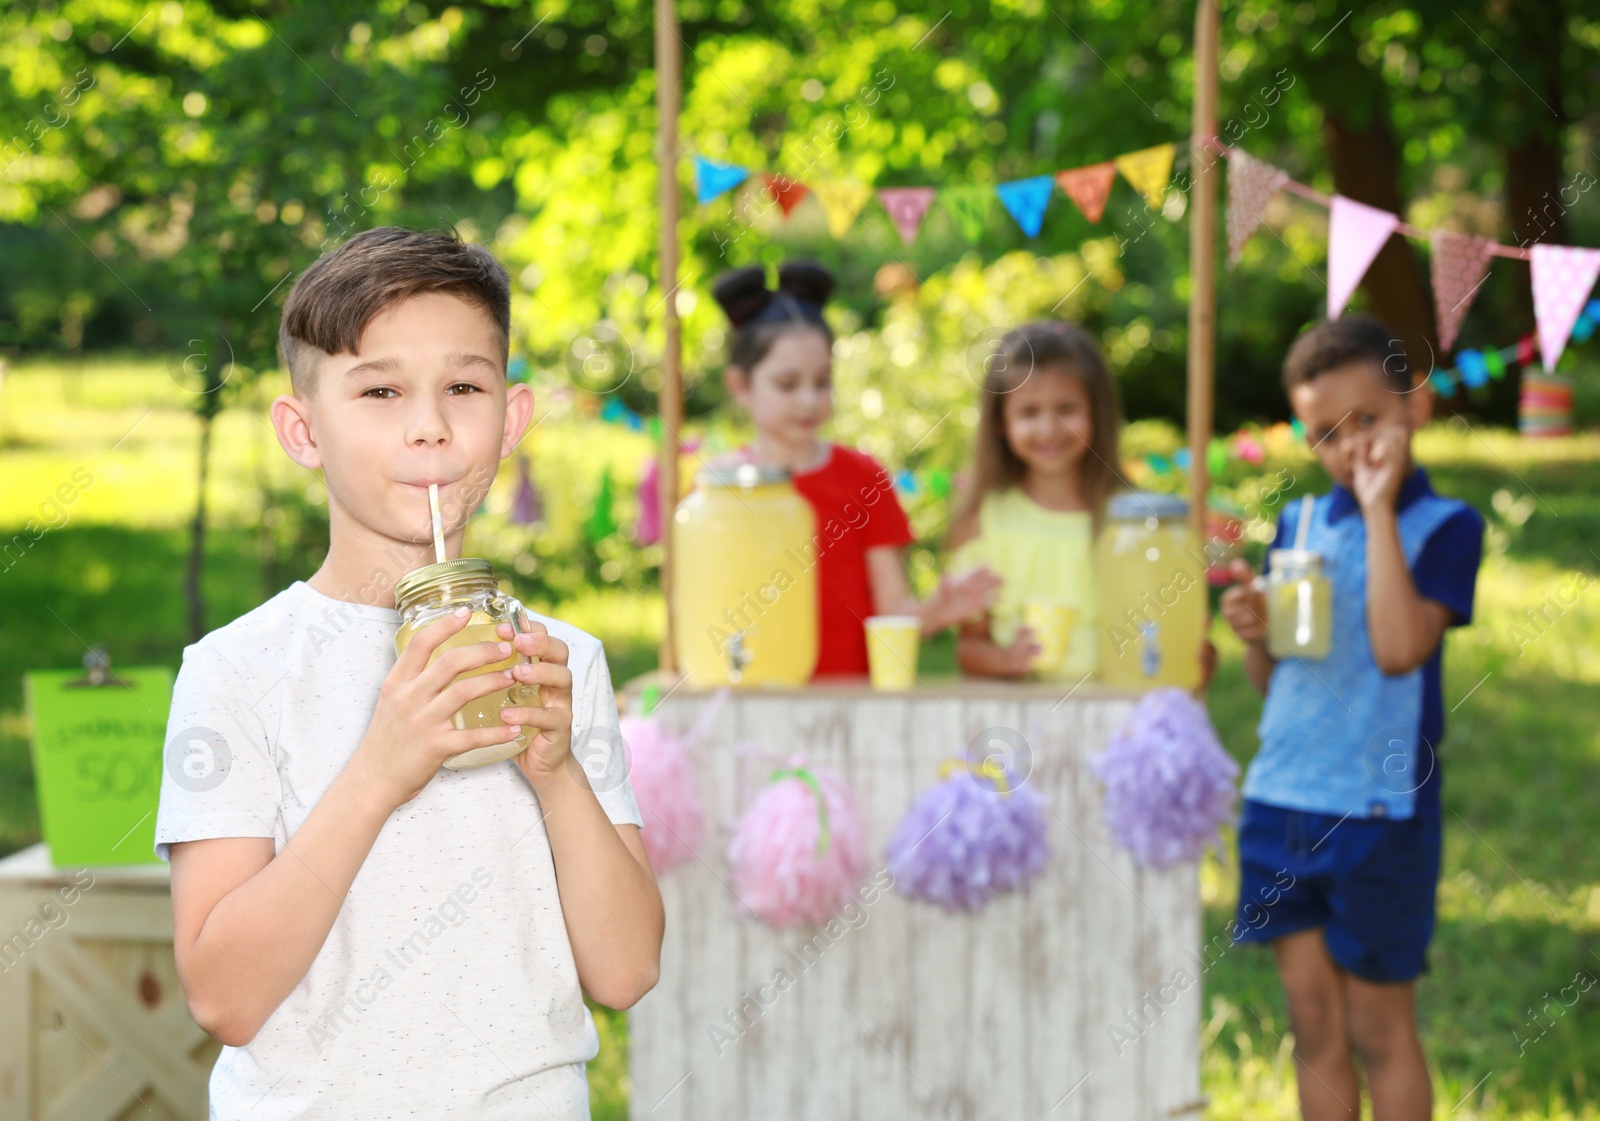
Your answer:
[710,261,998,678]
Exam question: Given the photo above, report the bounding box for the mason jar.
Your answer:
[1097,492,1206,690]
[1265,548,1332,661]
[671,464,818,686]
[393,559,537,769]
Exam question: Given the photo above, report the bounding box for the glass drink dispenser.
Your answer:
[1097,492,1206,690]
[671,464,819,687]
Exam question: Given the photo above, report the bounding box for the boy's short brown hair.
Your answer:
[1283,314,1413,394]
[278,226,511,395]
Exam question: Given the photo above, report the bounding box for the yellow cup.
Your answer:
[865,616,921,690]
[1022,599,1079,674]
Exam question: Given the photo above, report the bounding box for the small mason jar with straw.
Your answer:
[391,484,540,768]
[1261,494,1332,661]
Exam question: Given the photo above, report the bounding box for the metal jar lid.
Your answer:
[694,463,794,488]
[393,558,496,609]
[1106,491,1189,521]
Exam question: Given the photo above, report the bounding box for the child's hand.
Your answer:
[355,607,529,810]
[1000,625,1042,677]
[1219,559,1270,644]
[493,620,577,791]
[1350,424,1409,513]
[928,565,1003,631]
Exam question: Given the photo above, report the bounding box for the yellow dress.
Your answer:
[947,487,1098,680]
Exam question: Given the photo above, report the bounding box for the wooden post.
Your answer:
[1187,0,1219,544]
[655,0,682,674]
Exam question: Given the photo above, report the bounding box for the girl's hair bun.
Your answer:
[776,260,835,310]
[711,265,773,326]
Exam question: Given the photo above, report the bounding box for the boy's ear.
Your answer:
[1408,376,1434,428]
[270,393,322,470]
[501,382,536,457]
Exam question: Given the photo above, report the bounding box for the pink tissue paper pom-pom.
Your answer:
[620,714,704,875]
[726,763,867,929]
[1089,688,1240,869]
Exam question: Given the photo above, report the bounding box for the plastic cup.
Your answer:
[865,616,921,690]
[1022,599,1078,674]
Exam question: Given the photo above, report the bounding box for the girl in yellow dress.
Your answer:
[946,321,1127,680]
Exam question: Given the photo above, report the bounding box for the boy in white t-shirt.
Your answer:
[154,226,663,1120]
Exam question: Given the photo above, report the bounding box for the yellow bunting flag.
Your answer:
[1113,143,1176,211]
[812,181,874,238]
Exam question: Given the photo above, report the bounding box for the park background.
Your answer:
[2,2,1598,1117]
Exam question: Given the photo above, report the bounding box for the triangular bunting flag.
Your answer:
[878,187,936,245]
[942,186,993,243]
[1226,150,1288,267]
[812,181,874,238]
[764,174,809,217]
[1530,243,1600,371]
[694,156,749,205]
[1055,162,1117,224]
[1113,143,1176,211]
[1326,195,1400,318]
[995,175,1055,238]
[1429,231,1495,351]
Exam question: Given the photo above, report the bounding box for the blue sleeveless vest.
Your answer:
[1243,477,1465,820]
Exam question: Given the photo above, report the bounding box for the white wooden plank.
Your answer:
[843,694,912,1120]
[905,694,973,1118]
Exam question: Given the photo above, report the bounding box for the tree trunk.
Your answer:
[1320,112,1439,366]
[186,408,212,643]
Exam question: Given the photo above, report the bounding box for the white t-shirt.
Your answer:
[155,580,641,1121]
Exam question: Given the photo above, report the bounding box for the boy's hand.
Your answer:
[493,620,576,792]
[1351,423,1409,513]
[1219,559,1270,644]
[355,607,528,810]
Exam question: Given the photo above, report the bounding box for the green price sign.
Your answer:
[24,667,173,867]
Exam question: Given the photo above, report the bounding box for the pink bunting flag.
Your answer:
[1327,195,1400,319]
[1226,151,1287,267]
[1429,231,1495,351]
[1530,243,1600,372]
[878,187,936,245]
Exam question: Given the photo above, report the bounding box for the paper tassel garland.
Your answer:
[1090,689,1239,869]
[1114,143,1176,211]
[879,187,936,245]
[727,762,867,928]
[1429,231,1495,351]
[510,455,542,526]
[1326,195,1400,318]
[1055,162,1117,224]
[1531,243,1600,371]
[1225,150,1287,266]
[885,757,1050,913]
[996,175,1055,238]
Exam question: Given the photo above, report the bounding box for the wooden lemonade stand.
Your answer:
[631,2,1221,1117]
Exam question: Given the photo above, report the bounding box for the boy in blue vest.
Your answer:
[1220,315,1483,1121]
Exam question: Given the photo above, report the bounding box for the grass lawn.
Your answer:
[2,359,1597,1119]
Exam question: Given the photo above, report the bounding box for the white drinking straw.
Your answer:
[428,483,446,563]
[1292,493,1313,552]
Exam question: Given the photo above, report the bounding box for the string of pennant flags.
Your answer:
[694,142,1600,387]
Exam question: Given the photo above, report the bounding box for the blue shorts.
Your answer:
[1232,799,1442,983]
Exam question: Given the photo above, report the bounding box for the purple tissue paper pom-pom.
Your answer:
[1090,688,1240,869]
[885,764,1050,913]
